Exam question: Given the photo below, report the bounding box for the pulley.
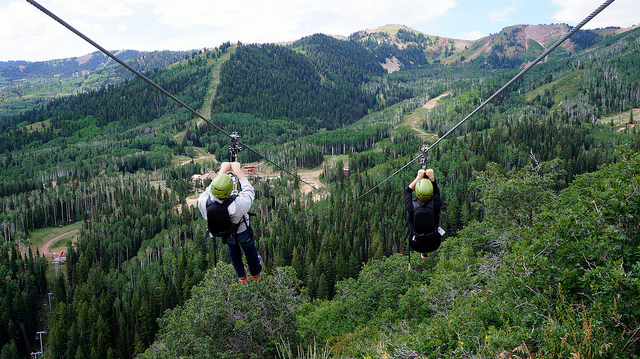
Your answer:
[228,132,242,194]
[419,140,429,170]
[229,132,242,162]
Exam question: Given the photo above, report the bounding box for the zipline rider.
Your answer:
[198,161,262,282]
[405,168,442,258]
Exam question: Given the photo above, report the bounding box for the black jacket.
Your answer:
[404,179,442,232]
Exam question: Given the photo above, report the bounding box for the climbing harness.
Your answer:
[26,0,315,189]
[355,0,615,201]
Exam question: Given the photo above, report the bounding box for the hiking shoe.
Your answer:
[421,253,428,259]
[252,256,263,280]
[239,268,248,282]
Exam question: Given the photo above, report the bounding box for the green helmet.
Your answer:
[415,179,433,201]
[211,174,233,199]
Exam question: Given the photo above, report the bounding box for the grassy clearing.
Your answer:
[23,119,53,132]
[299,154,349,173]
[171,153,192,166]
[28,221,82,254]
[170,147,216,167]
[49,235,74,255]
[399,107,428,130]
[394,92,447,142]
[598,108,639,128]
[173,48,234,143]
[526,69,585,107]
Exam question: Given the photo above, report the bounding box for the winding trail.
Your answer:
[39,229,78,259]
[408,92,451,139]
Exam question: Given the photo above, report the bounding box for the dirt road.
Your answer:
[299,168,324,195]
[40,229,78,259]
[410,92,450,139]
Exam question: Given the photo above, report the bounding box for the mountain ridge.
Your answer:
[356,23,637,68]
[3,23,637,68]
[1,22,638,119]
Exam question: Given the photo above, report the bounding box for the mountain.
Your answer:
[3,23,636,119]
[0,49,191,118]
[350,23,639,72]
[349,24,473,69]
[0,50,196,84]
[455,24,606,67]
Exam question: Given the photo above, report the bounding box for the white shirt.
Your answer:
[198,177,255,233]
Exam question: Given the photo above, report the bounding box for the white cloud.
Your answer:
[133,0,458,52]
[457,30,486,40]
[55,0,137,17]
[552,0,640,28]
[117,21,129,33]
[5,0,636,62]
[5,0,456,61]
[489,7,515,22]
[0,1,96,61]
[147,0,457,38]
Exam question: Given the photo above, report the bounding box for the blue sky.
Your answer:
[1,0,638,62]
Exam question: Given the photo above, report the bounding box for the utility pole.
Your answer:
[36,331,46,354]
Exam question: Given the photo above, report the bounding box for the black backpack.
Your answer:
[409,201,442,253]
[206,194,241,238]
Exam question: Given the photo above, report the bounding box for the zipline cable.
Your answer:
[26,0,316,189]
[355,0,615,200]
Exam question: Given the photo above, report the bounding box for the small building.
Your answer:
[242,166,257,175]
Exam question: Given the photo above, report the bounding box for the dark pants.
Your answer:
[409,231,442,253]
[225,226,261,278]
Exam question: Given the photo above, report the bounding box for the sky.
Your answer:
[0,0,638,62]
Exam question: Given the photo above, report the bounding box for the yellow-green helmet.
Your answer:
[415,179,433,201]
[211,174,233,199]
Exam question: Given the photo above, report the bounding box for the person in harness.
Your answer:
[405,168,442,258]
[198,161,262,282]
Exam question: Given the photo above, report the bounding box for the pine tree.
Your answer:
[0,340,18,359]
[317,272,329,300]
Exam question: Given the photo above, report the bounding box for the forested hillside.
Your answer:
[0,50,191,118]
[0,23,639,359]
[0,50,228,199]
[0,50,147,84]
[140,151,640,358]
[211,40,381,130]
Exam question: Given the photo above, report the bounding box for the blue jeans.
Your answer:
[225,226,261,278]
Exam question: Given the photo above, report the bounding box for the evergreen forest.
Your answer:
[0,50,194,118]
[0,23,639,359]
